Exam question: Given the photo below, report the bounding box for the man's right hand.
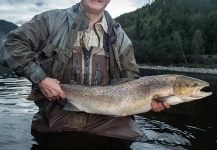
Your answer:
[37,77,66,101]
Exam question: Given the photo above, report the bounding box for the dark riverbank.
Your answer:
[138,65,217,75]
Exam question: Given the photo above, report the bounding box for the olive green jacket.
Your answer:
[0,3,139,86]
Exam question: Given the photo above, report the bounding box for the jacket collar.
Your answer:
[67,3,90,31]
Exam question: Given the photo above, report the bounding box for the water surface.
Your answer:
[0,69,216,150]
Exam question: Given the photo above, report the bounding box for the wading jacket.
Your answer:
[0,3,139,87]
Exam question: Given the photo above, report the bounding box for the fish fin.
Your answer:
[155,95,175,103]
[110,78,137,85]
[62,100,83,112]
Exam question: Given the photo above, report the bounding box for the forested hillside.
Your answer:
[116,0,217,65]
[0,20,18,38]
[0,20,18,75]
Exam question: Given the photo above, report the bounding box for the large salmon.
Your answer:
[59,74,212,116]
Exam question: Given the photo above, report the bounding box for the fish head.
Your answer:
[172,75,212,103]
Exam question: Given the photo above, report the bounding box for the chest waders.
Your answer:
[60,29,110,85]
[31,28,144,141]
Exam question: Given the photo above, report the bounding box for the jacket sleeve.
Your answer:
[114,25,140,78]
[0,13,49,85]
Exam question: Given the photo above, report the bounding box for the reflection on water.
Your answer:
[0,76,37,150]
[0,77,36,113]
[31,132,133,150]
[0,69,217,150]
[132,116,191,150]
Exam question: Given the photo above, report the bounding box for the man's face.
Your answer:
[81,0,111,14]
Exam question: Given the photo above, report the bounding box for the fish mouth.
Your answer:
[192,85,212,99]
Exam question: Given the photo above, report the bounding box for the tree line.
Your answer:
[115,0,217,66]
[0,20,18,38]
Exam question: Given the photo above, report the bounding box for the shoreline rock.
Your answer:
[138,65,217,75]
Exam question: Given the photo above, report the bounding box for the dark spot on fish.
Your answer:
[185,84,190,88]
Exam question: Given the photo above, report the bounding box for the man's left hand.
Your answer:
[151,100,170,112]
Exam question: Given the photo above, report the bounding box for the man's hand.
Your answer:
[151,100,170,112]
[37,77,66,101]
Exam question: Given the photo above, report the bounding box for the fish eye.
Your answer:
[193,83,198,87]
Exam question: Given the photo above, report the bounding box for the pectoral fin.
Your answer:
[155,95,175,103]
[62,100,83,112]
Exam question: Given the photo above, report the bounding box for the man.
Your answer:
[0,0,169,141]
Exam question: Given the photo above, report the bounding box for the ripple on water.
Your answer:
[0,98,18,105]
[133,115,191,149]
[0,77,37,117]
[0,113,36,150]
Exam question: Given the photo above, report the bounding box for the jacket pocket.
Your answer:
[50,43,71,79]
[38,42,71,79]
[38,43,58,76]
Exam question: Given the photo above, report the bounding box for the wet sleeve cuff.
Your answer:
[29,67,48,85]
[20,61,48,85]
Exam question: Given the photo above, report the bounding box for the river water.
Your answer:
[0,68,216,150]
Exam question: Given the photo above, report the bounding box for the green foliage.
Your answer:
[116,0,217,65]
[192,29,204,55]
